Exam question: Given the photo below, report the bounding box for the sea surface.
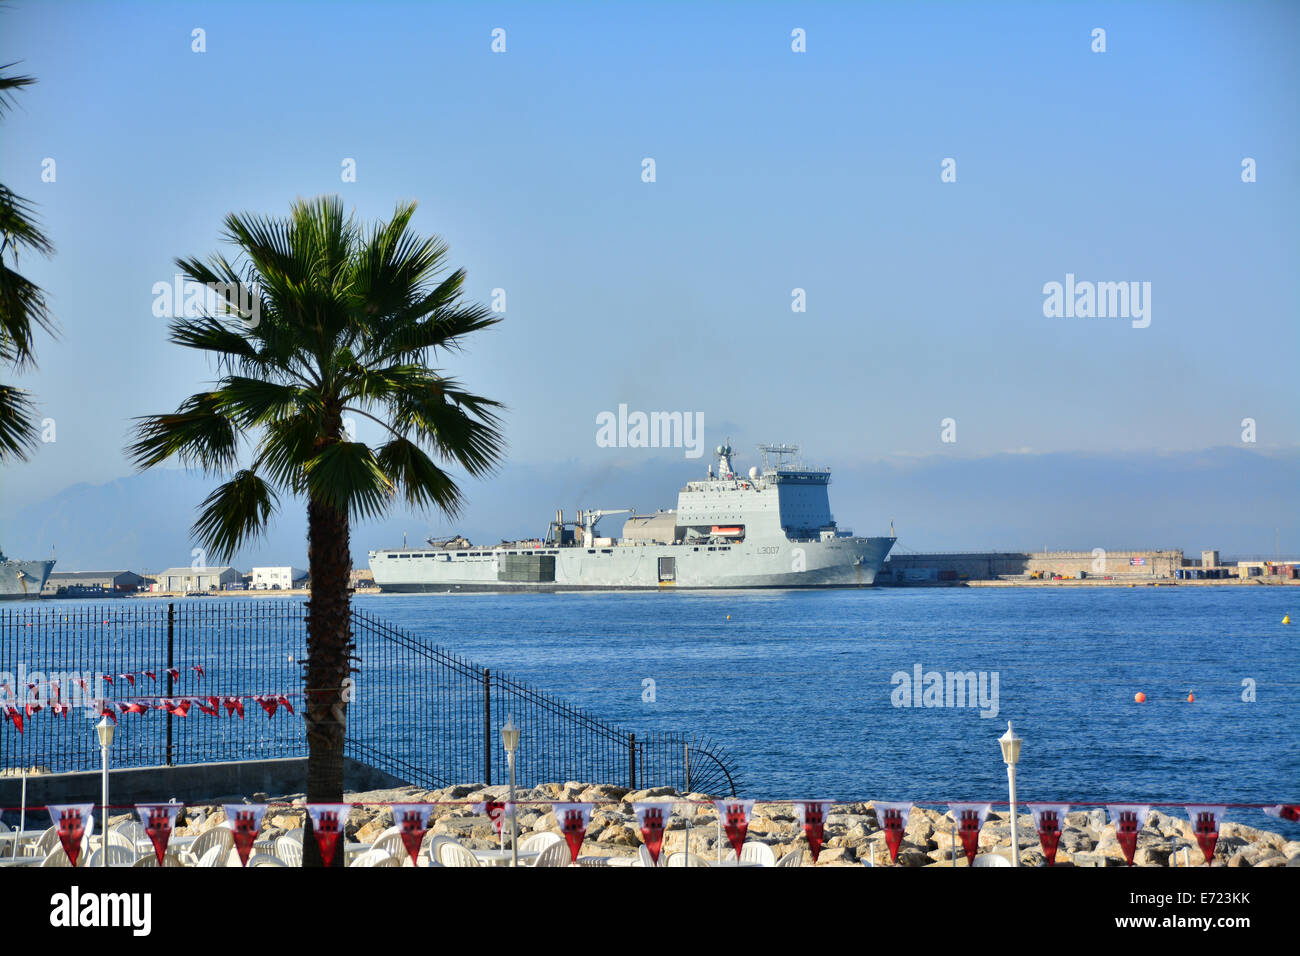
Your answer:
[354,585,1299,834]
[11,586,1299,836]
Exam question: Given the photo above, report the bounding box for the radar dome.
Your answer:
[748,466,759,480]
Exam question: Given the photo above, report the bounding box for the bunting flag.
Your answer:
[144,671,156,682]
[47,804,94,867]
[306,804,352,867]
[196,697,220,717]
[875,802,912,863]
[4,705,23,733]
[277,694,295,716]
[391,804,435,866]
[97,704,117,724]
[948,803,994,865]
[1184,805,1226,864]
[224,804,268,867]
[224,697,245,719]
[192,665,205,679]
[632,802,672,865]
[1106,805,1151,866]
[166,668,180,682]
[1263,804,1300,823]
[119,674,136,687]
[257,696,279,717]
[793,801,831,863]
[136,804,182,865]
[473,801,510,843]
[1026,803,1071,866]
[713,800,755,859]
[554,803,593,863]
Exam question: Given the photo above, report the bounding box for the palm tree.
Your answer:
[0,62,56,461]
[128,195,505,865]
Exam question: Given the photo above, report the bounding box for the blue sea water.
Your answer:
[356,585,1298,834]
[9,586,1298,837]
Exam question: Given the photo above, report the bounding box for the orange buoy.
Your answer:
[1187,693,1195,703]
[1134,692,1146,703]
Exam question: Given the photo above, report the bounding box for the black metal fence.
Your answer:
[0,601,740,796]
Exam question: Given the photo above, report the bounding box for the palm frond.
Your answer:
[389,375,505,478]
[0,381,38,461]
[374,435,463,515]
[303,440,395,521]
[192,469,280,562]
[127,392,240,472]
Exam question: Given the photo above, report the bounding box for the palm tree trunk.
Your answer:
[301,495,352,867]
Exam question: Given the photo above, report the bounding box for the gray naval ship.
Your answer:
[0,547,55,600]
[370,443,895,592]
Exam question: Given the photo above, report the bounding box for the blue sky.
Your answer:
[1,1,1297,562]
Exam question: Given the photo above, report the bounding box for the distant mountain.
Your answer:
[1,446,1295,571]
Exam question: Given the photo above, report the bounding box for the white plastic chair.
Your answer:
[106,829,138,853]
[664,852,710,867]
[196,844,234,867]
[519,831,563,854]
[423,834,456,867]
[247,853,289,867]
[637,844,657,867]
[85,845,136,867]
[370,829,415,864]
[350,849,399,867]
[186,826,234,865]
[731,842,777,867]
[531,840,573,867]
[112,821,146,844]
[972,853,1013,867]
[274,835,303,866]
[34,825,91,863]
[131,853,183,867]
[776,848,803,867]
[436,841,480,868]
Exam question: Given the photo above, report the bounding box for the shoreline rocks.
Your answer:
[140,785,1298,867]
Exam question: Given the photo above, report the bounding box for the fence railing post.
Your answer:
[629,732,636,790]
[483,668,491,786]
[685,740,690,794]
[165,603,175,766]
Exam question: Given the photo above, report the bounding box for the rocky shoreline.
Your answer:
[154,782,1300,867]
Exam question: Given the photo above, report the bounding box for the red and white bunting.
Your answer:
[1184,805,1227,864]
[3,705,24,733]
[793,801,832,863]
[1263,804,1300,822]
[554,803,593,862]
[472,801,512,844]
[875,802,913,863]
[948,802,993,865]
[632,802,673,865]
[306,804,352,867]
[223,804,268,867]
[1106,804,1151,866]
[1025,803,1071,866]
[714,800,755,859]
[391,804,435,866]
[47,803,95,867]
[136,803,182,865]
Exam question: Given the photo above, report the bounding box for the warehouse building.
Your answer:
[156,567,242,592]
[880,549,1185,583]
[41,570,149,596]
[251,567,308,590]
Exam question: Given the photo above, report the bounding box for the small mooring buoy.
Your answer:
[1187,692,1195,703]
[1284,614,1291,625]
[1134,692,1146,703]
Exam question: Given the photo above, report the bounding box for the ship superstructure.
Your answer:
[369,442,894,591]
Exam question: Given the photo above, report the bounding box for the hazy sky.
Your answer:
[1,1,1297,548]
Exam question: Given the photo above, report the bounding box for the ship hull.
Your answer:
[0,559,56,600]
[371,536,895,593]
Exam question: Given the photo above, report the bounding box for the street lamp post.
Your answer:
[501,717,520,867]
[998,721,1022,867]
[96,716,115,867]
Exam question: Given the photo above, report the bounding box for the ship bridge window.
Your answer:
[601,549,613,554]
[456,552,466,557]
[399,554,411,558]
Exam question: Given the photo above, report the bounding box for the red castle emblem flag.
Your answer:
[391,804,434,866]
[306,804,351,867]
[875,802,913,863]
[1184,805,1227,864]
[554,803,593,863]
[633,802,672,865]
[1026,803,1071,866]
[1106,805,1151,866]
[793,801,832,863]
[948,803,994,865]
[47,804,95,867]
[713,800,755,859]
[223,804,268,866]
[136,804,182,865]
[1264,804,1300,823]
